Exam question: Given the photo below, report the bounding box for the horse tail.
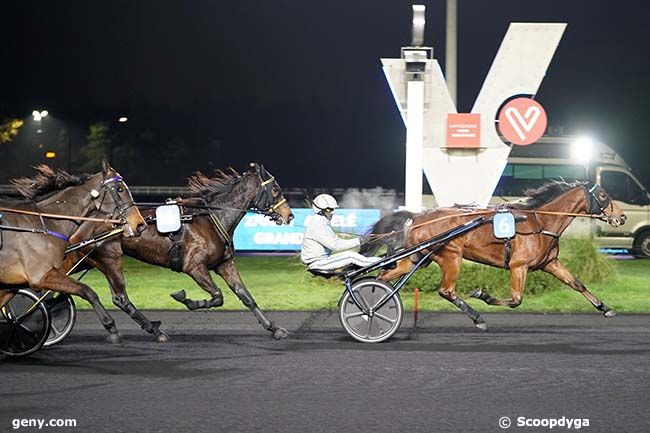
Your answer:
[360,210,415,256]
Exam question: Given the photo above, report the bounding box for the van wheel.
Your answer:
[633,230,650,258]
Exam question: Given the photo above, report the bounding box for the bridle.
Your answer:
[89,174,138,228]
[585,184,614,220]
[250,166,289,223]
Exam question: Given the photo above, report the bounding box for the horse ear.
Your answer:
[102,159,112,174]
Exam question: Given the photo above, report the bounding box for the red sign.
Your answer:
[498,97,547,145]
[446,113,481,148]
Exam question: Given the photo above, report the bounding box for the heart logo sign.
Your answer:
[498,97,548,145]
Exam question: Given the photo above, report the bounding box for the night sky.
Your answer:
[1,0,649,189]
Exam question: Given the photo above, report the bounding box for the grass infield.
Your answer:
[75,255,650,313]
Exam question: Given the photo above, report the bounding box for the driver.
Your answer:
[301,194,379,271]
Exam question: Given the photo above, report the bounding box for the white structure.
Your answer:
[382,5,566,208]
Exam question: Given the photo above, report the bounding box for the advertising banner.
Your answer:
[446,113,481,148]
[232,208,381,251]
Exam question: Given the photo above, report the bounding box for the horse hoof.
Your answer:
[107,333,122,344]
[156,331,170,343]
[272,327,289,340]
[604,309,617,318]
[170,290,187,302]
[475,322,488,332]
[469,288,483,299]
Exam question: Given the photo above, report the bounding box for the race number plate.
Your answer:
[493,212,515,239]
[156,205,182,233]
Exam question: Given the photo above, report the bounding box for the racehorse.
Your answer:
[362,181,626,330]
[63,163,295,341]
[0,162,146,343]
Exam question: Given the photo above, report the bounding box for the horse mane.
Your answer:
[10,165,92,200]
[508,180,588,210]
[186,168,243,201]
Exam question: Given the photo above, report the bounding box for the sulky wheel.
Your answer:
[42,292,76,347]
[338,279,403,343]
[0,289,51,357]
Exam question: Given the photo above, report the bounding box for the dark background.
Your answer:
[1,0,648,189]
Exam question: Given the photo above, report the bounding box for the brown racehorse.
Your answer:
[367,182,626,330]
[0,163,146,343]
[62,163,294,341]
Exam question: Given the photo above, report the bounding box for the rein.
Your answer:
[0,207,122,224]
[368,208,606,241]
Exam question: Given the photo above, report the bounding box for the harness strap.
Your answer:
[208,211,232,245]
[0,224,69,242]
[504,239,512,269]
[47,230,70,242]
[64,227,124,254]
[271,197,287,211]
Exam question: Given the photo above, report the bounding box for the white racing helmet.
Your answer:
[312,193,339,214]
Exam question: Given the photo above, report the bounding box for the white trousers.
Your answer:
[307,251,381,271]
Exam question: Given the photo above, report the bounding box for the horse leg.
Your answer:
[31,269,122,343]
[470,265,528,308]
[436,254,488,331]
[215,259,288,340]
[0,291,15,308]
[378,258,415,282]
[170,263,224,310]
[542,259,616,317]
[89,255,169,343]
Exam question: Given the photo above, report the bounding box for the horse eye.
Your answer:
[118,187,124,193]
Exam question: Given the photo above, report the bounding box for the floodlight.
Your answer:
[412,5,426,46]
[571,136,594,164]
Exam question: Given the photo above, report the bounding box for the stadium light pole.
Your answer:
[446,0,457,105]
[29,110,73,171]
[112,116,129,164]
[32,110,48,122]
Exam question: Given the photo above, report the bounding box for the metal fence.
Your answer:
[0,185,404,209]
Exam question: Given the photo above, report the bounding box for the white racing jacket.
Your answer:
[300,214,360,264]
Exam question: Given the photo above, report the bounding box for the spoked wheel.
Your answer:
[0,289,51,357]
[338,279,403,343]
[42,292,76,347]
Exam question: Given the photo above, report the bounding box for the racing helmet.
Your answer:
[312,194,339,215]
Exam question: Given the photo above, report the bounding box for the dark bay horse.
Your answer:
[63,163,294,341]
[0,163,146,343]
[365,182,626,330]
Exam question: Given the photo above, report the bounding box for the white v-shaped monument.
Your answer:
[382,6,566,210]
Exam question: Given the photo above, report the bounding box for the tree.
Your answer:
[77,122,111,172]
[0,118,23,143]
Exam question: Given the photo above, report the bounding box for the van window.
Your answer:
[601,170,648,205]
[494,164,586,196]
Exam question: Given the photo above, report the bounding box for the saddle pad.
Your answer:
[493,212,516,239]
[156,205,181,233]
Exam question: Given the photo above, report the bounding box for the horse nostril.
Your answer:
[289,213,295,221]
[137,223,147,233]
[621,214,627,223]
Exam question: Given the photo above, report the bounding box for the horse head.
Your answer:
[248,162,294,225]
[585,183,626,227]
[90,160,147,237]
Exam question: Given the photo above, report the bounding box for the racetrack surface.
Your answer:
[2,311,649,433]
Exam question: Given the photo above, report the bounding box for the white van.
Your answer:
[489,135,650,257]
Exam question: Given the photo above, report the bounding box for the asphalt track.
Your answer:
[2,310,649,433]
